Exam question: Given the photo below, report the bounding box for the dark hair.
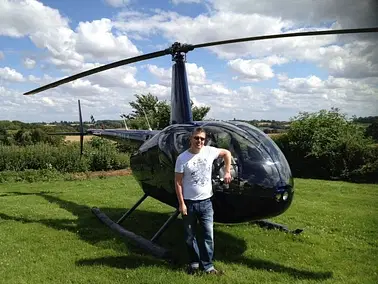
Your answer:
[191,127,206,137]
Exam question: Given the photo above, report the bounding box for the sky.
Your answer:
[0,0,377,123]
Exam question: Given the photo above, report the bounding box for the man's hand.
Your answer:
[218,149,232,184]
[224,171,232,184]
[179,203,188,216]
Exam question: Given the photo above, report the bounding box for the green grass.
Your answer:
[0,177,377,284]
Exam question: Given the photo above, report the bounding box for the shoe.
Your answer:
[206,268,224,275]
[186,266,200,275]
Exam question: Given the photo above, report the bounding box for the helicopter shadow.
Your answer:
[0,191,332,280]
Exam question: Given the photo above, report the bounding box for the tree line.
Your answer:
[0,95,377,183]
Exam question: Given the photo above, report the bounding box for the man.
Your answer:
[174,127,232,275]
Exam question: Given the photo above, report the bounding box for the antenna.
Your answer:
[141,107,152,131]
[120,114,129,130]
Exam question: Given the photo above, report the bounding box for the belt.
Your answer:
[184,197,211,203]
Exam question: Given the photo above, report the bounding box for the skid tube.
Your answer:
[92,194,180,260]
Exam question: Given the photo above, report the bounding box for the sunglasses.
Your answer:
[193,136,205,141]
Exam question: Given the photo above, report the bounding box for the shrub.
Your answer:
[0,142,130,173]
[274,108,377,182]
[365,120,378,142]
[349,145,378,183]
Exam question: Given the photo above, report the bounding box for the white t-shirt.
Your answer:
[175,146,221,201]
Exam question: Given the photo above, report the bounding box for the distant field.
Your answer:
[65,135,94,142]
[0,177,377,283]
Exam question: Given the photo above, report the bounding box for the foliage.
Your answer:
[353,115,378,124]
[348,145,378,183]
[12,128,64,146]
[0,142,130,174]
[365,119,378,142]
[0,126,13,145]
[192,101,210,121]
[126,93,210,129]
[273,108,377,182]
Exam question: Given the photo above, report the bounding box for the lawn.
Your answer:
[0,176,377,284]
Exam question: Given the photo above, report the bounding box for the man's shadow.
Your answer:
[0,192,332,280]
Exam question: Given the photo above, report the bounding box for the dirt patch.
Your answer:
[64,135,94,142]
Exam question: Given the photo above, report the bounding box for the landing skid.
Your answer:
[92,193,179,260]
[254,220,303,235]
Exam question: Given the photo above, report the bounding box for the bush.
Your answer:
[273,108,377,183]
[0,141,130,173]
[349,145,378,183]
[365,120,378,142]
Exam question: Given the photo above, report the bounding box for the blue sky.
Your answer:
[0,0,377,122]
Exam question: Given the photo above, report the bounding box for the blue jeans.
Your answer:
[183,198,214,272]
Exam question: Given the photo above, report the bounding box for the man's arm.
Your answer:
[175,172,187,215]
[218,149,232,184]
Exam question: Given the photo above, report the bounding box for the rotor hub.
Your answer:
[166,42,194,62]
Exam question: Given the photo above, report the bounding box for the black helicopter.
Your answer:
[24,27,378,259]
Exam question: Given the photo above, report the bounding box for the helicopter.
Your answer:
[24,27,378,259]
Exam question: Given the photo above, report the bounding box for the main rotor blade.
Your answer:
[193,28,378,49]
[23,50,168,95]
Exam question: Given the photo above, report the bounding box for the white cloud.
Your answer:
[303,41,378,78]
[104,0,130,8]
[23,57,36,69]
[191,83,233,96]
[0,0,83,69]
[209,0,378,28]
[42,97,55,106]
[273,75,378,116]
[278,75,325,94]
[147,64,171,85]
[144,84,171,99]
[147,63,207,85]
[75,19,141,61]
[0,67,25,82]
[114,6,377,78]
[78,63,146,89]
[27,74,55,84]
[186,63,207,85]
[0,0,141,71]
[228,56,288,82]
[115,10,290,59]
[172,0,201,4]
[66,79,114,96]
[0,0,69,37]
[1,0,377,123]
[0,51,4,60]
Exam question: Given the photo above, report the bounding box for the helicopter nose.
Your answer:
[244,159,294,210]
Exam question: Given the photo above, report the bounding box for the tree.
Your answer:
[0,126,12,145]
[365,120,378,142]
[14,129,33,146]
[127,94,210,130]
[276,108,375,180]
[192,101,210,121]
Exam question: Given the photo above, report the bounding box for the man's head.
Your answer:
[189,127,206,153]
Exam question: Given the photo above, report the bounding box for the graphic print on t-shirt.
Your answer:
[190,157,210,186]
